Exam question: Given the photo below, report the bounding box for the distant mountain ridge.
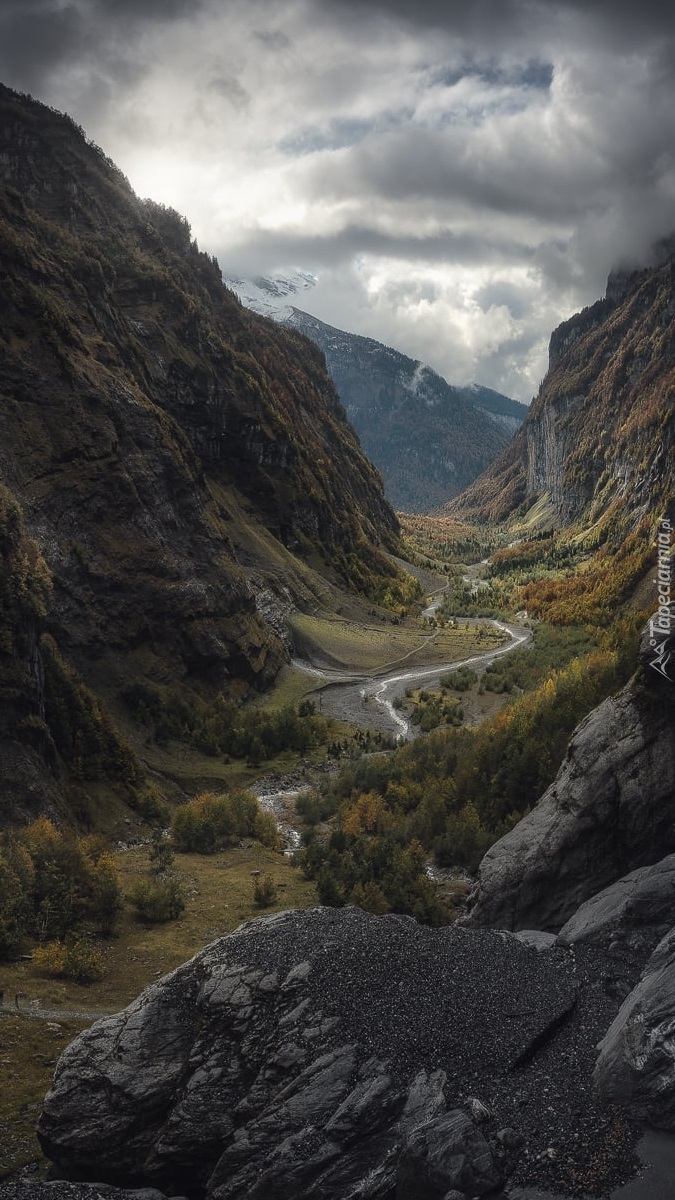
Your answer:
[226,273,527,512]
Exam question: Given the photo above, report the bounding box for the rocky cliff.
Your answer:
[466,615,675,932]
[450,247,675,532]
[0,85,405,821]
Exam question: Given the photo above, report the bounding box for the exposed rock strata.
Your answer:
[450,246,675,530]
[559,854,675,953]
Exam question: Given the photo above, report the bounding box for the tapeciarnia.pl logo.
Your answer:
[648,517,672,682]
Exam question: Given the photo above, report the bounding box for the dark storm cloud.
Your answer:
[316,0,544,40]
[1,0,674,402]
[91,0,207,12]
[320,0,675,44]
[0,0,208,94]
[0,2,89,92]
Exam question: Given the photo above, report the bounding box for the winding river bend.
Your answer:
[254,593,531,849]
[297,616,531,742]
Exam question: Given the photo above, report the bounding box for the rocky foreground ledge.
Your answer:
[35,905,650,1200]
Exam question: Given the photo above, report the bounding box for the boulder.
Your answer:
[510,930,558,952]
[38,906,583,1199]
[395,1110,501,1199]
[466,616,675,932]
[595,927,675,1128]
[558,854,675,952]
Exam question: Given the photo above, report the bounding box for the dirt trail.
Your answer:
[0,1000,106,1023]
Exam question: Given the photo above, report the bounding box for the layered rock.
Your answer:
[450,246,675,532]
[558,855,675,953]
[466,620,675,932]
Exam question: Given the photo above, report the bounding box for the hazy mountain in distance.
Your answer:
[226,273,525,512]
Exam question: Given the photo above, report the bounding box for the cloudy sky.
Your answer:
[2,0,675,401]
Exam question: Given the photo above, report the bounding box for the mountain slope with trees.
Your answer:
[449,250,675,534]
[0,85,409,824]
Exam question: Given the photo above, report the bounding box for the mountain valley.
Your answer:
[0,83,674,1200]
[227,273,527,512]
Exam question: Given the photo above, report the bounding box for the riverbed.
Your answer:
[312,617,531,740]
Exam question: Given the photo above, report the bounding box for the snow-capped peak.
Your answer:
[225,271,317,322]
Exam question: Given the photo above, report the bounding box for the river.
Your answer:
[254,585,531,850]
[309,616,531,741]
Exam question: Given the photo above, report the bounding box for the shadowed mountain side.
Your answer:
[0,84,407,822]
[226,276,523,513]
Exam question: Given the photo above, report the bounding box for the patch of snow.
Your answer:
[225,271,317,323]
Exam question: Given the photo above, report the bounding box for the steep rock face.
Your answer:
[450,248,675,531]
[37,906,594,1198]
[595,928,675,1128]
[466,620,675,932]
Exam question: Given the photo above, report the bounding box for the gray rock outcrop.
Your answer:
[558,854,675,952]
[466,618,675,932]
[595,927,675,1128]
[37,906,586,1199]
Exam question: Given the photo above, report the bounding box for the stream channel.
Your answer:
[253,571,531,856]
[253,579,675,1200]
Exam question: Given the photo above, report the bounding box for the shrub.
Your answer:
[87,851,124,936]
[148,828,175,875]
[128,877,186,923]
[252,874,277,908]
[0,820,127,959]
[171,790,278,853]
[440,666,478,691]
[33,936,105,983]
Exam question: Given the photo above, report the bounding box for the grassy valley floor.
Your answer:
[0,841,317,1179]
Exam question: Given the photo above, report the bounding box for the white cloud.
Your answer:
[2,0,675,401]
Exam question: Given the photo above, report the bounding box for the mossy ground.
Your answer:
[0,840,317,1178]
[289,612,505,674]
